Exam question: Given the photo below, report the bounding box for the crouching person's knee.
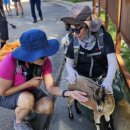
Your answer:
[44,99,54,114]
[35,97,54,114]
[17,92,35,111]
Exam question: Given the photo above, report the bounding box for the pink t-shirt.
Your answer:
[0,53,52,88]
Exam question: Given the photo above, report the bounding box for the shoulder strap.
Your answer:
[97,27,106,55]
[73,37,80,66]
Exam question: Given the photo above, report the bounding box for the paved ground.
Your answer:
[1,0,130,130]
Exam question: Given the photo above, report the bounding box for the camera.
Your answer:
[33,65,43,77]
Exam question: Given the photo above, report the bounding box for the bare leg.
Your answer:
[18,2,24,15]
[8,3,12,14]
[14,2,19,16]
[34,97,54,114]
[5,5,9,15]
[15,92,34,124]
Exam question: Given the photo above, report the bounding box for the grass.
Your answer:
[100,11,130,73]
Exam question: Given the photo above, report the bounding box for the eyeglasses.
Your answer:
[69,26,83,34]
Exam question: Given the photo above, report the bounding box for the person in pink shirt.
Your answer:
[0,29,88,130]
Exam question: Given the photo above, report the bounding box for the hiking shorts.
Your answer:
[0,21,9,41]
[12,0,21,2]
[0,88,47,110]
[3,0,10,5]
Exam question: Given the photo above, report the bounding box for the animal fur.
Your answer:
[61,34,70,54]
[68,75,115,130]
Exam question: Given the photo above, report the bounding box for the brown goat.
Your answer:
[68,75,115,130]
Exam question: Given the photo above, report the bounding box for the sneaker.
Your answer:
[14,120,33,130]
[21,12,24,18]
[40,17,43,21]
[33,19,37,23]
[24,111,36,121]
[16,12,19,17]
[8,13,12,16]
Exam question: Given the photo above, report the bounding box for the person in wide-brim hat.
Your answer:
[61,4,117,99]
[0,29,88,130]
[61,4,101,32]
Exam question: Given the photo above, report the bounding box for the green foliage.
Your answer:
[121,44,130,73]
[100,11,116,40]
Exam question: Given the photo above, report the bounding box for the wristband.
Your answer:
[62,90,68,98]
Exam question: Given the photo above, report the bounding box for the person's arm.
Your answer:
[102,31,117,93]
[0,77,42,96]
[65,57,78,84]
[102,53,117,93]
[43,73,88,102]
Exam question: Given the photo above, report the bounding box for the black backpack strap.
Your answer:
[73,37,80,66]
[93,27,106,56]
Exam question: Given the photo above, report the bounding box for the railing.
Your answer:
[92,0,130,92]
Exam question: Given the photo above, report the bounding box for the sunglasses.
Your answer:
[69,26,83,34]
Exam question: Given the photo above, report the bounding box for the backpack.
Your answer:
[0,41,20,61]
[66,27,106,66]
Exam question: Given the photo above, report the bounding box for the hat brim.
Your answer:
[61,17,101,32]
[61,17,87,27]
[84,17,101,32]
[12,39,59,62]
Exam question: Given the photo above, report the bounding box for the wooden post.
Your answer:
[105,0,108,31]
[116,0,122,54]
[98,0,101,17]
[92,0,96,15]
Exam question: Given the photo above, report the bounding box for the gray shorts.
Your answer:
[0,88,47,110]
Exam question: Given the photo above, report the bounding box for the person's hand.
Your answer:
[101,80,113,94]
[67,69,78,85]
[69,90,88,102]
[26,77,42,88]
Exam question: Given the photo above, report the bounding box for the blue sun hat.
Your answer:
[12,29,59,62]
